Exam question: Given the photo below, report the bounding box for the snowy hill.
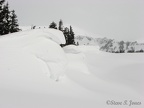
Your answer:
[0,29,144,107]
[75,36,144,53]
[95,37,144,53]
[0,29,66,81]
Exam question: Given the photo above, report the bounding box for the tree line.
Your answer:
[0,0,20,35]
[49,20,75,46]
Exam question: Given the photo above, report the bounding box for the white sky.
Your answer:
[7,0,144,41]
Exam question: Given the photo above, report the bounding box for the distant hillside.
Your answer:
[75,36,144,53]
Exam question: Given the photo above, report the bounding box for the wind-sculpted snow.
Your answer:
[0,29,67,81]
[24,37,67,81]
[0,29,144,108]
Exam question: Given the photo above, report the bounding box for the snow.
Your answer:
[0,29,144,108]
[75,36,144,53]
[0,28,67,82]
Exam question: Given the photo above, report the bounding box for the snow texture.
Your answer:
[0,28,144,108]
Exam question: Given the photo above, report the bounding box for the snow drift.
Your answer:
[0,28,144,108]
[0,29,67,81]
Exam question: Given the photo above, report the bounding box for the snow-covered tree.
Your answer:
[0,0,5,35]
[68,26,75,45]
[9,10,20,33]
[31,25,36,29]
[63,27,69,44]
[0,0,20,35]
[2,2,10,35]
[63,26,75,45]
[49,21,57,29]
[119,41,124,53]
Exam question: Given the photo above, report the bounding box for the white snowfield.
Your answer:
[0,29,144,108]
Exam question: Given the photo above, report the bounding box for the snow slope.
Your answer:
[0,29,144,108]
[0,28,67,81]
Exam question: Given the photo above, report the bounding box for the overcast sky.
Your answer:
[7,0,144,41]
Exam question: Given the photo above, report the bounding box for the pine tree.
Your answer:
[119,41,124,53]
[0,0,20,35]
[63,27,69,45]
[62,26,75,45]
[76,42,79,46]
[49,21,57,29]
[2,2,10,34]
[58,19,63,31]
[9,10,20,33]
[68,26,75,45]
[0,0,5,5]
[0,0,5,16]
[0,0,5,35]
[31,25,36,29]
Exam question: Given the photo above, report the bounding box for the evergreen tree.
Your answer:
[31,25,36,29]
[49,21,57,29]
[76,42,79,46]
[0,0,5,35]
[119,41,124,53]
[63,27,69,44]
[139,49,143,52]
[0,0,5,6]
[0,0,20,35]
[2,2,10,34]
[63,26,75,45]
[9,10,20,33]
[68,26,75,45]
[0,0,5,17]
[58,19,63,31]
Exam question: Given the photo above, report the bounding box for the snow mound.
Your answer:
[0,28,67,81]
[63,45,100,75]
